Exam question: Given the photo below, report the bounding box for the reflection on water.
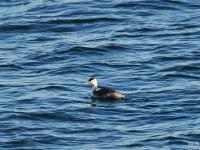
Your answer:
[90,96,120,107]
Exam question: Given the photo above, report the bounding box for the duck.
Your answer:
[85,77,125,100]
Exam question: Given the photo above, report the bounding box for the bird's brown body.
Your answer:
[87,77,125,100]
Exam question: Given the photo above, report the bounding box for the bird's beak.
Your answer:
[84,80,89,84]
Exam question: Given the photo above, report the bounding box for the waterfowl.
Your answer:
[86,77,125,100]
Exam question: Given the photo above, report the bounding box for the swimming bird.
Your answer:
[85,77,125,100]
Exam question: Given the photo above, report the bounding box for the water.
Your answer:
[0,0,200,149]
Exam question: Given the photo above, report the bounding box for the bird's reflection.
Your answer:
[90,96,119,107]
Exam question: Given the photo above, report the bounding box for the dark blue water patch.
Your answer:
[0,24,35,32]
[162,73,200,80]
[6,110,95,123]
[36,55,67,62]
[0,63,24,70]
[114,33,142,39]
[44,17,122,25]
[36,85,70,91]
[0,1,29,7]
[163,0,188,5]
[186,90,200,95]
[123,142,145,148]
[27,36,57,43]
[3,135,61,150]
[0,21,76,34]
[114,2,141,8]
[182,133,200,140]
[169,23,200,31]
[0,84,7,87]
[66,46,107,55]
[160,65,200,73]
[3,139,29,149]
[84,62,137,69]
[114,1,184,11]
[25,52,52,61]
[166,136,188,146]
[76,106,136,117]
[115,27,163,38]
[48,26,74,33]
[187,3,200,9]
[101,44,130,51]
[0,23,53,33]
[152,30,200,38]
[23,50,71,65]
[47,65,100,75]
[181,99,200,107]
[134,27,160,33]
[62,127,108,135]
[17,97,68,107]
[184,107,200,115]
[25,68,51,76]
[21,112,70,121]
[135,11,156,17]
[154,113,190,122]
[154,55,196,62]
[26,3,65,14]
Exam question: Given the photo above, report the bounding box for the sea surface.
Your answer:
[0,0,200,150]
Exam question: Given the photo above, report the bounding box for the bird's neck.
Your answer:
[92,84,98,91]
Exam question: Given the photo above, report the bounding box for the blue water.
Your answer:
[0,0,200,149]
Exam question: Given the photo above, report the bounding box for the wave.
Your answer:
[162,73,200,80]
[114,1,184,10]
[48,26,74,33]
[161,65,200,72]
[0,63,24,70]
[66,46,106,55]
[45,17,121,25]
[0,24,33,32]
[154,56,190,61]
[36,85,69,91]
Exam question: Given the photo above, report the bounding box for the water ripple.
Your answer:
[0,0,200,149]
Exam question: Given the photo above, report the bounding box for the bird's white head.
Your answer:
[87,77,98,87]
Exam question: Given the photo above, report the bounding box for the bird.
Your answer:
[85,77,125,100]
